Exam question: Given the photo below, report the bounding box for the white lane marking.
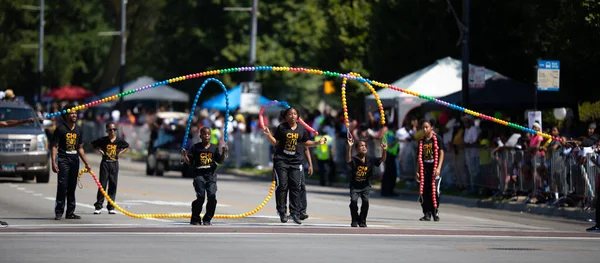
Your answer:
[16,187,25,191]
[0,232,598,241]
[121,200,230,208]
[42,196,174,223]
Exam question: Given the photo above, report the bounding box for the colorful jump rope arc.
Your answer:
[258,100,318,135]
[79,168,276,219]
[45,66,561,143]
[182,78,230,152]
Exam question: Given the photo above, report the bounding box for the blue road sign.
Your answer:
[537,60,560,91]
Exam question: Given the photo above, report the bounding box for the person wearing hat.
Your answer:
[3,89,15,101]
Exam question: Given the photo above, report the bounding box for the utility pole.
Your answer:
[38,0,45,102]
[249,0,258,82]
[460,0,470,109]
[118,0,127,110]
[224,0,259,82]
[20,2,45,102]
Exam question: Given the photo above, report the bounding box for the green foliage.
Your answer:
[578,101,600,122]
[1,0,599,112]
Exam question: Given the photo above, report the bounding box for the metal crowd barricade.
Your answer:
[228,130,271,169]
[118,122,150,156]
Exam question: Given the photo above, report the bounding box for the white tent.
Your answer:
[365,57,498,126]
[96,76,189,107]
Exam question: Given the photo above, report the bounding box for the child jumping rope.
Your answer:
[182,127,228,225]
[346,137,386,227]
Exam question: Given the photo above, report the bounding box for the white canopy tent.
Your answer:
[365,57,498,126]
[95,76,189,107]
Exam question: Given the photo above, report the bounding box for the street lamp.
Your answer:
[224,0,259,82]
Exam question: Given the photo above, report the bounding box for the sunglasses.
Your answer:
[107,128,117,132]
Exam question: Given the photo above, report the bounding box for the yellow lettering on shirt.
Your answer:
[199,152,213,166]
[355,165,368,181]
[106,144,117,160]
[284,132,299,153]
[65,133,77,152]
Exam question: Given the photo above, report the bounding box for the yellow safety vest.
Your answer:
[314,135,332,160]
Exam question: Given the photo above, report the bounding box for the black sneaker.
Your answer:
[65,214,81,219]
[419,215,431,221]
[54,215,61,220]
[190,221,201,225]
[291,214,302,225]
[299,214,309,220]
[586,225,600,232]
[433,215,440,222]
[0,221,8,227]
[351,221,358,227]
[203,221,212,226]
[279,213,289,223]
[358,222,367,228]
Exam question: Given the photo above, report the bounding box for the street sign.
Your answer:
[537,60,560,91]
[240,81,262,113]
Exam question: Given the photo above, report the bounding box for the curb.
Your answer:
[222,168,595,222]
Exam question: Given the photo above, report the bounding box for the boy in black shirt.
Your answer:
[51,104,92,220]
[182,127,228,225]
[346,138,386,227]
[415,120,445,222]
[91,122,129,215]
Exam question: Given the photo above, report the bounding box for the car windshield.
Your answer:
[0,107,38,128]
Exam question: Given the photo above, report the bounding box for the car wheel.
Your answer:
[36,171,50,183]
[156,161,165,176]
[146,154,156,176]
[21,173,35,181]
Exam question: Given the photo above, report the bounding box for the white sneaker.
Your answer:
[93,209,101,214]
[108,210,116,215]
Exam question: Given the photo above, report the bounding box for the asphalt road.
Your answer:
[1,153,599,263]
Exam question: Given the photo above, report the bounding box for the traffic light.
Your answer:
[324,80,335,95]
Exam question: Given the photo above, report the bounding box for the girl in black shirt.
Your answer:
[262,107,326,224]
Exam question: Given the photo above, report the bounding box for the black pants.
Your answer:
[191,172,217,223]
[381,152,398,196]
[420,162,440,215]
[54,156,79,216]
[300,172,307,215]
[596,178,599,225]
[349,187,370,223]
[94,161,119,210]
[274,161,303,216]
[317,158,336,186]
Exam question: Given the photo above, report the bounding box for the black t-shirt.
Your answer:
[91,136,130,162]
[421,134,445,163]
[187,142,222,174]
[273,123,309,165]
[52,122,83,160]
[347,155,381,189]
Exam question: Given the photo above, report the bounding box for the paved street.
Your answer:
[1,153,599,263]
